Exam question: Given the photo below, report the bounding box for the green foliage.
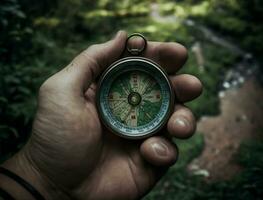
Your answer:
[1,0,263,199]
[189,0,263,63]
[0,0,33,63]
[0,0,239,157]
[0,0,57,157]
[0,0,32,156]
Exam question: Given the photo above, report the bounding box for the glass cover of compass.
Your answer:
[97,57,174,139]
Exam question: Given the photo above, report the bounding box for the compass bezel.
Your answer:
[96,57,175,139]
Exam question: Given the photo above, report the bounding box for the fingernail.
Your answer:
[174,117,189,129]
[151,142,169,157]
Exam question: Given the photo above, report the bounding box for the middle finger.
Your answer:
[124,38,188,74]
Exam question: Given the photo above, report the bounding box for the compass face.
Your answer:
[109,70,162,127]
[97,57,174,139]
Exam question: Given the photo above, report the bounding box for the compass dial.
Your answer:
[97,57,174,139]
[108,70,162,127]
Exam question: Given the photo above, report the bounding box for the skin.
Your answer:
[0,31,202,200]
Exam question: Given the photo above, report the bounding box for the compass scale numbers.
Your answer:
[97,57,173,138]
[108,71,163,127]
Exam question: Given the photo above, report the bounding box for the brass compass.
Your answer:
[97,33,174,139]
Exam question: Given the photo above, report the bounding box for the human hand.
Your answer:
[1,31,202,200]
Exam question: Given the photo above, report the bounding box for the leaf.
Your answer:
[17,86,32,95]
[0,97,8,104]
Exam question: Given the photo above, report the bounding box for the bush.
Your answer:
[191,0,263,64]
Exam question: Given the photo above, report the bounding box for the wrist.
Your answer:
[0,147,69,200]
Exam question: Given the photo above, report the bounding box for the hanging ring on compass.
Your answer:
[126,33,147,55]
[97,33,174,139]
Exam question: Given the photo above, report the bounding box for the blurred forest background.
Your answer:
[1,0,263,199]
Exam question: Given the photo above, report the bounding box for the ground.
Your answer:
[188,78,263,181]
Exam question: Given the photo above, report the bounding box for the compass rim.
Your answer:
[96,57,175,139]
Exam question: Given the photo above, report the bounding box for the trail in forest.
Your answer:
[189,79,263,180]
[150,3,263,180]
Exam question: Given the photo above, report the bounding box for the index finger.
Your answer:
[124,39,188,74]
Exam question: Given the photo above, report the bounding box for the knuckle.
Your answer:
[78,48,101,69]
[39,79,51,94]
[84,44,100,55]
[38,77,56,96]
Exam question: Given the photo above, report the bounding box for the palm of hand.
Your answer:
[28,82,156,200]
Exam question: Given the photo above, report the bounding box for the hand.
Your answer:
[1,31,202,200]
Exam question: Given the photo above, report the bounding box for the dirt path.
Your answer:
[188,79,263,181]
[149,2,263,181]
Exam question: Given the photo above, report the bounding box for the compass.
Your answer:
[97,34,174,139]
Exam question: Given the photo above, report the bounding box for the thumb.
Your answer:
[57,31,127,94]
